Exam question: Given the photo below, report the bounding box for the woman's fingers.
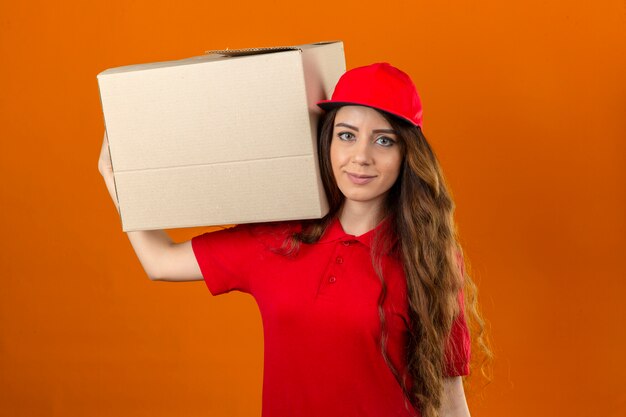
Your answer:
[98,129,120,212]
[98,130,113,174]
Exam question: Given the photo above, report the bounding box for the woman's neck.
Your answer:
[337,200,385,236]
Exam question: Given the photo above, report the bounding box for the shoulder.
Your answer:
[240,220,304,248]
[194,220,302,247]
[192,220,305,264]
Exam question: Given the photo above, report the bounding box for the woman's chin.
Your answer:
[340,190,386,206]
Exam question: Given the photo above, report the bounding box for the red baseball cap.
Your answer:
[317,62,423,127]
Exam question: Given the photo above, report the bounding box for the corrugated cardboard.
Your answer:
[97,41,345,231]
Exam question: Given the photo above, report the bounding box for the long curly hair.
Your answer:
[279,107,492,417]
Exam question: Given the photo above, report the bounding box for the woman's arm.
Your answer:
[98,130,202,281]
[438,376,471,417]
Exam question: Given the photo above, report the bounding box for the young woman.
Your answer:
[98,62,490,417]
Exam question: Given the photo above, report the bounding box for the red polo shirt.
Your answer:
[191,216,470,417]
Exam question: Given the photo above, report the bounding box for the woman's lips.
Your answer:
[346,172,376,185]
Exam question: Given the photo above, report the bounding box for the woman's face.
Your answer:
[330,105,403,209]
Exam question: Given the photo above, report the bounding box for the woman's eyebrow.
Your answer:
[372,128,397,134]
[334,123,397,135]
[335,122,358,131]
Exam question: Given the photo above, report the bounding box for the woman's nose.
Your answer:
[351,138,372,165]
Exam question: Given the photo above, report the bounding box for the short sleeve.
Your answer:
[443,290,471,376]
[444,251,471,376]
[191,224,266,296]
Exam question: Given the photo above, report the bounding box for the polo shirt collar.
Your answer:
[319,216,396,249]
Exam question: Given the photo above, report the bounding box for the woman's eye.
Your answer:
[375,136,396,147]
[337,132,355,141]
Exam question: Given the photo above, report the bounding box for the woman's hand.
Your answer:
[98,130,120,213]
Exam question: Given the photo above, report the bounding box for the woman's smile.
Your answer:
[346,172,377,185]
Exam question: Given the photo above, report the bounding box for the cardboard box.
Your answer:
[97,41,345,231]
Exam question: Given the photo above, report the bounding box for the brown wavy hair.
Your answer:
[278,107,492,417]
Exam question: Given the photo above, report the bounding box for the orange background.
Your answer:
[1,1,624,416]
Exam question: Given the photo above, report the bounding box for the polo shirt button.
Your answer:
[343,241,350,246]
[336,257,343,264]
[329,276,336,283]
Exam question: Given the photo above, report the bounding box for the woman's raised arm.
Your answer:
[98,130,203,282]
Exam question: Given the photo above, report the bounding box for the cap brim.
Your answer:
[316,100,419,127]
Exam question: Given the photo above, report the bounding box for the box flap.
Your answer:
[205,46,301,56]
[97,54,225,76]
[204,40,342,57]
